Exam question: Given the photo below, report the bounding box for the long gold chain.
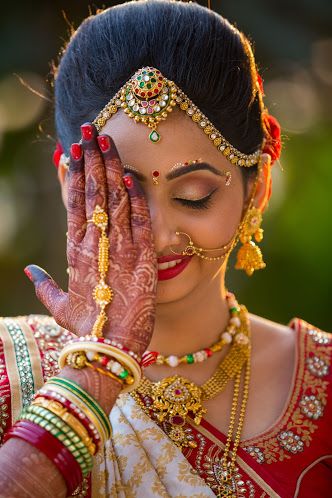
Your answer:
[131,305,251,496]
[201,306,250,398]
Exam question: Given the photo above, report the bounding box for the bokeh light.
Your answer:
[0,0,331,331]
[0,73,46,132]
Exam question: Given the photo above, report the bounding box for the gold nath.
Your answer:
[93,67,261,167]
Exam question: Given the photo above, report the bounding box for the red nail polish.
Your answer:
[24,267,33,282]
[70,143,82,161]
[81,123,94,141]
[97,135,111,152]
[123,175,133,189]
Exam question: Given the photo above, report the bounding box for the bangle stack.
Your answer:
[58,339,142,394]
[4,375,112,495]
[4,419,83,495]
[3,206,144,496]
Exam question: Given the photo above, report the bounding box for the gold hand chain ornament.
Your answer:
[87,205,114,337]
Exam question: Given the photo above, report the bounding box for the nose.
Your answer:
[149,202,179,256]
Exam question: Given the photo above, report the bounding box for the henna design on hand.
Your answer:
[26,125,157,357]
[0,438,67,498]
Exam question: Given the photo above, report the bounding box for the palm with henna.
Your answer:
[26,123,158,357]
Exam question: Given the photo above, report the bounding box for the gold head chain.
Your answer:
[93,66,262,167]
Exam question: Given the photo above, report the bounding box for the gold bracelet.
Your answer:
[84,361,124,386]
[31,397,97,455]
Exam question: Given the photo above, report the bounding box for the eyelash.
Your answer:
[174,191,215,210]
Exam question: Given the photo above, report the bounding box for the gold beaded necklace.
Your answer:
[131,305,251,496]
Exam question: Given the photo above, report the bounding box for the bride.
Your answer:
[0,1,330,497]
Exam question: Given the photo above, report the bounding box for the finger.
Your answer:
[24,265,68,329]
[81,123,108,242]
[123,174,154,249]
[99,135,131,236]
[67,143,86,243]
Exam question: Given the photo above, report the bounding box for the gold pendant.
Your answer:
[151,375,206,424]
[149,375,206,448]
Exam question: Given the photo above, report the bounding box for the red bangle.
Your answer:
[33,390,101,450]
[4,420,83,495]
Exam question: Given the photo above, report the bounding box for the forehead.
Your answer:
[101,106,232,171]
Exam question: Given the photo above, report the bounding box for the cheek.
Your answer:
[178,190,244,249]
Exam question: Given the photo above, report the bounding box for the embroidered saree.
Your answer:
[0,315,331,497]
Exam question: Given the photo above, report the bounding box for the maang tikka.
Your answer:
[93,66,261,166]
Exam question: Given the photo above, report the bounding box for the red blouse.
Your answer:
[0,315,331,497]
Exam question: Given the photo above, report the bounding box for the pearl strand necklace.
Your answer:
[141,292,242,368]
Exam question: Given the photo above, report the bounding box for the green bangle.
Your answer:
[26,405,92,459]
[22,408,92,469]
[21,412,91,476]
[47,376,111,438]
[21,407,93,475]
[47,376,110,433]
[45,379,109,443]
[39,383,108,444]
[21,412,92,476]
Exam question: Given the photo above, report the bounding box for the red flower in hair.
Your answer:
[262,113,282,164]
[53,142,63,169]
[257,72,264,95]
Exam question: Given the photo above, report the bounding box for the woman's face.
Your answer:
[63,108,256,305]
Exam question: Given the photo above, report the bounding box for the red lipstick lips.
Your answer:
[157,254,192,281]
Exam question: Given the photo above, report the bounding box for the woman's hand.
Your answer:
[25,123,157,355]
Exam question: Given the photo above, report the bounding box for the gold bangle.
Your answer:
[84,361,124,386]
[43,383,110,445]
[32,397,97,455]
[59,341,142,393]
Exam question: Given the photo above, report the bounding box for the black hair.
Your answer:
[54,0,264,181]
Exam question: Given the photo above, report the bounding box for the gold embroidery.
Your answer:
[0,394,10,444]
[26,315,74,380]
[242,320,331,464]
[177,460,205,485]
[151,476,169,497]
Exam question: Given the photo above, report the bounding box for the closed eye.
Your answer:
[173,189,217,210]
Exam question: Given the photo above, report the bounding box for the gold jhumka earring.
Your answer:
[235,206,266,276]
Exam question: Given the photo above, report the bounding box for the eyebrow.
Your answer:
[123,161,225,181]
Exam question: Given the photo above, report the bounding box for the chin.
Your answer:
[155,258,205,305]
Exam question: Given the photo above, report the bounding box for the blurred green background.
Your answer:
[0,0,331,330]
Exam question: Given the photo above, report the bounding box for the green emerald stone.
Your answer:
[147,83,152,89]
[151,78,156,82]
[119,370,129,379]
[139,82,144,88]
[149,71,154,76]
[187,354,194,364]
[137,76,141,80]
[230,306,239,314]
[149,130,160,143]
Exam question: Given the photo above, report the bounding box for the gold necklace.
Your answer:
[131,304,251,489]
